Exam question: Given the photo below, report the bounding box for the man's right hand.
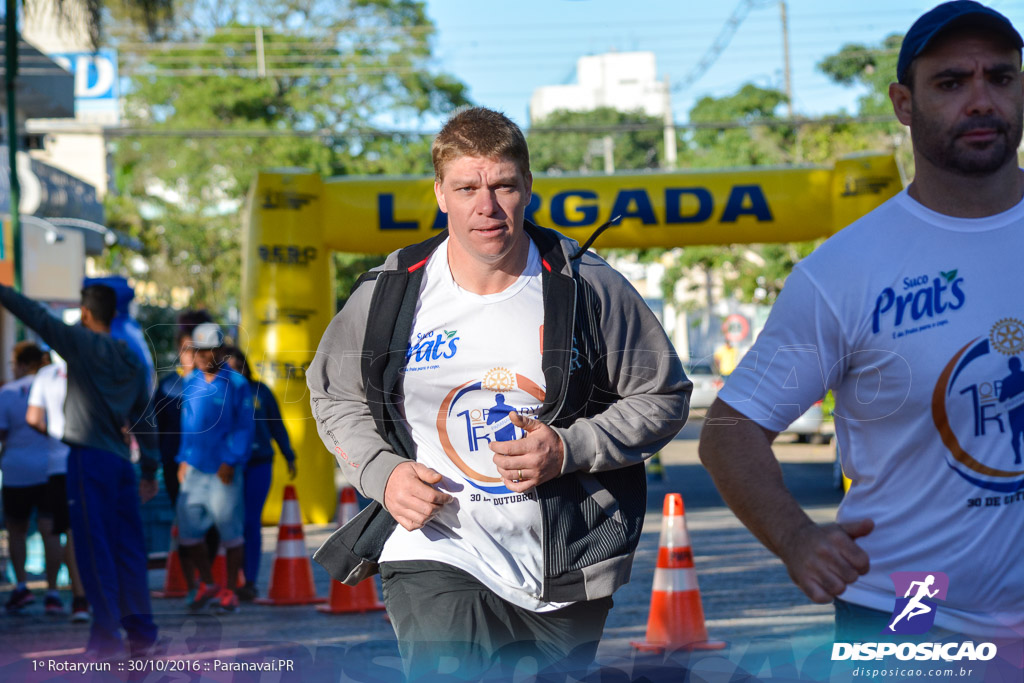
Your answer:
[177,462,188,484]
[778,519,874,604]
[383,462,453,531]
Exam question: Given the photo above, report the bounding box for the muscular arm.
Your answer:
[699,398,873,603]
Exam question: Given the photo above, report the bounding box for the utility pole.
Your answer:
[602,135,614,174]
[779,0,793,120]
[4,0,22,291]
[662,74,677,169]
[255,27,266,78]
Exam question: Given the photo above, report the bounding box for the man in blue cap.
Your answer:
[701,1,1024,645]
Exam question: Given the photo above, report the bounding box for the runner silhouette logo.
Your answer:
[885,572,949,635]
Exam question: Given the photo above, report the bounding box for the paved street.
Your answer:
[0,417,850,681]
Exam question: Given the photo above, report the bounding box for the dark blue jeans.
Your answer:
[243,461,273,586]
[67,447,157,655]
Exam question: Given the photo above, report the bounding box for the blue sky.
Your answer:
[423,0,1024,127]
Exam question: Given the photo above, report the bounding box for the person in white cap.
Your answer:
[175,322,254,614]
[700,0,1024,648]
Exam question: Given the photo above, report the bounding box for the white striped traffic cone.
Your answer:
[317,487,385,614]
[632,493,725,652]
[255,485,325,605]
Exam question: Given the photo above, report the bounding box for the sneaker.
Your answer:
[71,597,91,624]
[234,584,257,602]
[216,588,238,613]
[185,584,221,612]
[5,587,35,613]
[44,594,65,616]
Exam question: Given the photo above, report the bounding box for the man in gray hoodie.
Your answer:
[308,107,690,679]
[0,283,159,659]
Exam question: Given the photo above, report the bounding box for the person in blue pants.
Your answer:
[223,347,296,601]
[0,284,159,660]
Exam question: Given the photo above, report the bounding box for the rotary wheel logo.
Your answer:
[482,367,516,392]
[990,318,1024,356]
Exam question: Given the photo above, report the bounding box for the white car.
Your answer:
[686,362,723,410]
[786,400,833,444]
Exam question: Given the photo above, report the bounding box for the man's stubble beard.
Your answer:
[911,100,1024,177]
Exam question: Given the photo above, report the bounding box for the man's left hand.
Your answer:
[217,463,235,485]
[139,479,158,503]
[490,412,563,493]
[287,460,297,480]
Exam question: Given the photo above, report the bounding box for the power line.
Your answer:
[25,114,901,141]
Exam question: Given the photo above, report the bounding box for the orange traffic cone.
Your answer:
[208,545,245,589]
[151,524,188,599]
[317,488,385,614]
[255,485,326,605]
[632,493,725,652]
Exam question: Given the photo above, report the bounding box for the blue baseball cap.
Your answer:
[897,1,1023,84]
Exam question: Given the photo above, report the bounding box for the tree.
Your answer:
[817,33,912,170]
[22,0,174,45]
[687,84,792,168]
[106,1,469,311]
[527,107,664,174]
[663,84,811,307]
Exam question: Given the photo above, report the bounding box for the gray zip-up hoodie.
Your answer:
[0,285,159,478]
[308,223,690,601]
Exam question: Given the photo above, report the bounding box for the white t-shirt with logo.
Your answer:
[718,189,1024,638]
[380,238,569,612]
[28,358,71,475]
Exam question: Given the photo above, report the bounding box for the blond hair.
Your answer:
[432,107,530,181]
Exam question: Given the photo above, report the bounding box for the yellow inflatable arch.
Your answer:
[242,153,900,523]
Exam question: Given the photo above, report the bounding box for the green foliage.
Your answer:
[135,303,180,374]
[109,1,469,314]
[528,107,663,174]
[333,252,387,309]
[816,33,913,174]
[687,84,793,167]
[818,34,903,117]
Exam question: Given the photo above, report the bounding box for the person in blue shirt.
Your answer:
[154,310,213,506]
[223,347,297,602]
[176,323,254,613]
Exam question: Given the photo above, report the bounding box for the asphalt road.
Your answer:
[0,418,855,681]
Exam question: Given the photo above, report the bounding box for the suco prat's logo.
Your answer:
[885,572,949,635]
[871,268,964,336]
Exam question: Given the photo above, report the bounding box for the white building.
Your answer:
[22,0,119,200]
[530,51,668,123]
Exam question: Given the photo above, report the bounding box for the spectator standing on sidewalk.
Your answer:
[223,346,296,602]
[25,351,91,623]
[175,324,254,613]
[153,310,213,505]
[0,284,160,659]
[1,342,64,615]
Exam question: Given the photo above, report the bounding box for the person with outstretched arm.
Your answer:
[0,283,160,659]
